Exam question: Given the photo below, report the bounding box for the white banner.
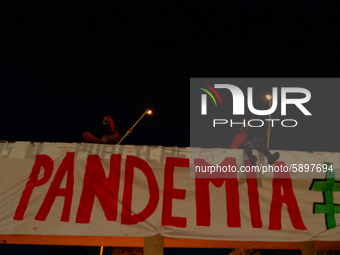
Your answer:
[0,142,340,242]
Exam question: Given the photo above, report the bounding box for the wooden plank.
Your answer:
[301,242,317,255]
[144,235,164,255]
[1,235,340,250]
[0,235,144,247]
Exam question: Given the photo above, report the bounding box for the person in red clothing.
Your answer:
[83,116,120,144]
[231,124,279,166]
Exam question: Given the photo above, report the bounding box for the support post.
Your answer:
[143,234,164,255]
[301,241,317,255]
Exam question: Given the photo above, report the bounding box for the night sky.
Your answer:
[1,1,340,149]
[1,1,339,254]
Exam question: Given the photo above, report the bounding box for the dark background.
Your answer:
[2,1,339,149]
[1,0,339,254]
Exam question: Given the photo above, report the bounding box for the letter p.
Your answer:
[213,119,228,127]
[14,155,54,220]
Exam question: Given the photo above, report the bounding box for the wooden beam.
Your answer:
[1,235,340,250]
[301,242,317,255]
[144,234,164,255]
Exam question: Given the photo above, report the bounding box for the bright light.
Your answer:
[266,94,272,100]
[147,110,152,115]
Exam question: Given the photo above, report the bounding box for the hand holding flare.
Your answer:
[117,109,152,145]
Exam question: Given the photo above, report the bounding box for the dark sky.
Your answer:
[2,1,192,147]
[1,1,339,254]
[1,1,339,150]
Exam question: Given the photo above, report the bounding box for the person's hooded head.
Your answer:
[101,116,118,134]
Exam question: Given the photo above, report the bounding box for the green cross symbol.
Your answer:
[309,162,340,229]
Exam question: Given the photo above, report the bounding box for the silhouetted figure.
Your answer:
[231,125,279,166]
[83,116,120,144]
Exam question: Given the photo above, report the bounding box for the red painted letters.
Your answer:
[269,161,306,230]
[14,154,54,220]
[121,155,159,225]
[76,154,121,223]
[35,152,75,221]
[195,157,241,227]
[245,159,262,228]
[162,157,189,228]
